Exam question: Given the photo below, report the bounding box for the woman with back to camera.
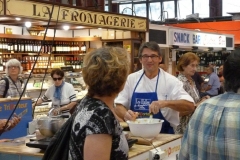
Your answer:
[68,47,129,160]
[33,68,77,116]
[175,52,209,134]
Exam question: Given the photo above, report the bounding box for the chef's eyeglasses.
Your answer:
[8,66,20,69]
[140,55,159,61]
[52,77,63,81]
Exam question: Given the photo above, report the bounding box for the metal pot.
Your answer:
[37,115,66,137]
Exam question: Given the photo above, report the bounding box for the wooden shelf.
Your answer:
[101,38,141,42]
[0,33,101,41]
[176,71,206,74]
[0,53,86,56]
[0,52,39,55]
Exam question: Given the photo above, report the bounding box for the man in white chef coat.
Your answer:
[115,41,194,134]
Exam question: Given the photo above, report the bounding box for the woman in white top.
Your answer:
[34,68,77,115]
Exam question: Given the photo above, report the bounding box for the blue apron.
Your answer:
[130,70,174,134]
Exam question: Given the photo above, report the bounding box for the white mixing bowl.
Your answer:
[126,118,164,138]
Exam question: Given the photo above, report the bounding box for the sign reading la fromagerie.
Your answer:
[5,0,147,32]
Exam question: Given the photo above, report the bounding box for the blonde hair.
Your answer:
[5,59,23,75]
[82,47,130,97]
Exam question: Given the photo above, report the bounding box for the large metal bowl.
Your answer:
[37,116,65,137]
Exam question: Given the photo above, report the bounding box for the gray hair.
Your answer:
[5,59,23,75]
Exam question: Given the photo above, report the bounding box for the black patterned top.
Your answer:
[68,96,129,160]
[175,73,201,134]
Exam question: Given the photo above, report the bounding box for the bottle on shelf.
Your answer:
[0,57,3,71]
[13,39,18,53]
[74,42,79,54]
[81,42,86,54]
[72,57,76,69]
[76,57,79,69]
[70,42,74,54]
[3,38,8,52]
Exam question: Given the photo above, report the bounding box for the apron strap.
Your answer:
[133,69,160,94]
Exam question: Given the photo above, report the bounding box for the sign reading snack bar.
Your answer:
[169,29,226,48]
[5,0,147,32]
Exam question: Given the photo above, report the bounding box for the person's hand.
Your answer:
[149,100,167,114]
[124,110,138,121]
[0,114,21,132]
[52,108,61,116]
[204,95,210,99]
[32,102,37,109]
[201,95,210,101]
[0,119,8,131]
[7,113,21,130]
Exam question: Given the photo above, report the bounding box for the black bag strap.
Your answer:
[2,77,9,98]
[42,110,79,160]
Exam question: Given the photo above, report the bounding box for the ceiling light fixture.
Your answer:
[76,26,84,29]
[63,25,70,30]
[25,22,32,28]
[15,17,21,21]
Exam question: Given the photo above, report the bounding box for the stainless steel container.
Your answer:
[37,116,65,137]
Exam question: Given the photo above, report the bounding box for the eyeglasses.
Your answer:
[53,77,63,81]
[8,66,19,69]
[140,55,159,61]
[189,64,199,68]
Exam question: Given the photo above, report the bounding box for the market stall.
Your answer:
[147,24,234,76]
[0,0,148,139]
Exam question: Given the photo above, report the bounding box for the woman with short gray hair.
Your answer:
[0,58,23,98]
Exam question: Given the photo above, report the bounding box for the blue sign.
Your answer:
[0,99,32,139]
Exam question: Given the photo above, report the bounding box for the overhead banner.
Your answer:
[5,0,147,32]
[169,29,226,48]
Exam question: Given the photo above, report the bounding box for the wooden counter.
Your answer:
[0,134,182,160]
[0,97,31,102]
[129,134,182,159]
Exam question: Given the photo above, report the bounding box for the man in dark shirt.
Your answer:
[192,72,204,93]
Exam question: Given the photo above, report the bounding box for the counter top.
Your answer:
[0,134,182,159]
[0,97,31,102]
[0,138,44,157]
[129,134,182,158]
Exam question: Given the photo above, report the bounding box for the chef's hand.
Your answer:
[149,100,167,114]
[124,110,139,121]
[202,95,210,100]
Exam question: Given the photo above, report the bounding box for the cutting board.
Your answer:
[130,136,155,146]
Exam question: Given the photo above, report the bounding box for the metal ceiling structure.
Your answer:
[104,0,233,25]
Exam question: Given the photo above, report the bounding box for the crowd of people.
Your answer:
[1,41,239,160]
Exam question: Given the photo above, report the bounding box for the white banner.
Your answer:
[169,29,226,48]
